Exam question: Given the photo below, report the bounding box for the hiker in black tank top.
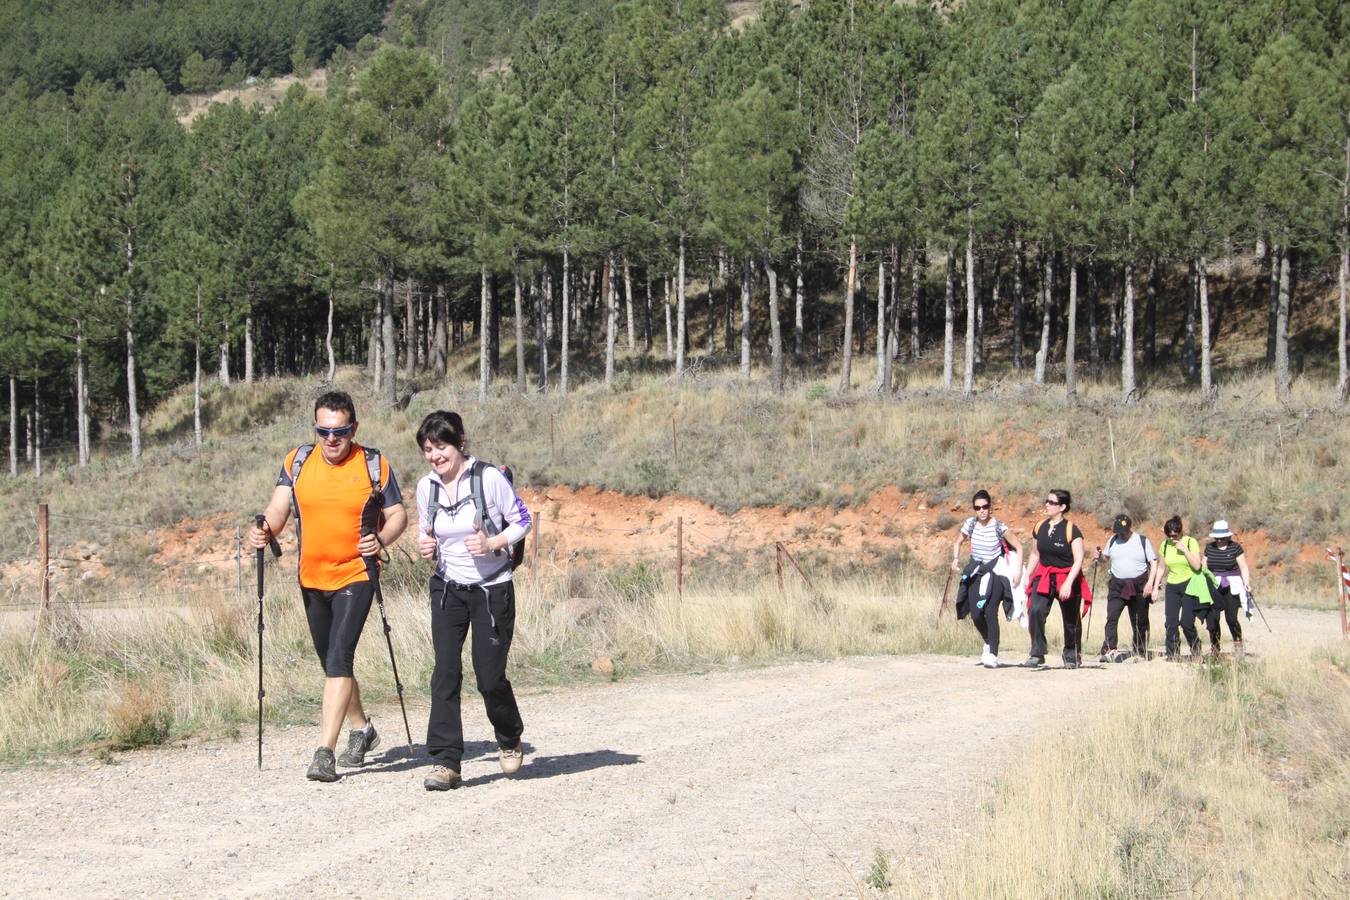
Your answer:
[1021,489,1089,668]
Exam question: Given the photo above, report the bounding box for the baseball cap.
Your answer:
[1112,514,1132,537]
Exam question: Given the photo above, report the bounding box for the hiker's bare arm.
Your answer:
[1145,558,1159,595]
[1237,552,1251,587]
[1182,541,1203,571]
[248,486,292,549]
[951,534,968,572]
[1060,537,1084,600]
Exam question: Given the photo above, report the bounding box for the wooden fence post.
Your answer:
[1338,546,1348,639]
[35,502,49,633]
[671,414,678,459]
[776,543,785,594]
[532,508,541,595]
[676,516,683,601]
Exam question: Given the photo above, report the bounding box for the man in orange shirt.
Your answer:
[249,391,407,782]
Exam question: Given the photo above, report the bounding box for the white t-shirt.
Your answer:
[961,516,1009,563]
[416,458,532,586]
[1103,531,1157,580]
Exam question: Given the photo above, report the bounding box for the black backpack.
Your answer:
[469,461,526,572]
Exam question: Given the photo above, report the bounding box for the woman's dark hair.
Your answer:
[972,489,992,506]
[1049,488,1071,513]
[416,410,466,452]
[1164,515,1183,537]
[314,390,356,422]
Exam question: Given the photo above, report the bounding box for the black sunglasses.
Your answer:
[973,503,990,510]
[315,424,355,439]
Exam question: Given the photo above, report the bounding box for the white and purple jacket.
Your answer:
[416,456,532,587]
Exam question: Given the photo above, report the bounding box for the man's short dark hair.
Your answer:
[314,391,356,422]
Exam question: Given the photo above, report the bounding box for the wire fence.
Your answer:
[3,496,872,629]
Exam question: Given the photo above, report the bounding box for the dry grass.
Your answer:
[895,646,1350,897]
[0,566,966,763]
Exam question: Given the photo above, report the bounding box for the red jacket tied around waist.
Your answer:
[1026,563,1094,614]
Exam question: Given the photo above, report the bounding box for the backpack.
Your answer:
[288,443,385,538]
[427,460,526,573]
[1107,532,1146,556]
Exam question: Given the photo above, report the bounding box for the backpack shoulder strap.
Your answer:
[1138,532,1146,554]
[469,460,496,536]
[288,444,315,519]
[361,446,382,493]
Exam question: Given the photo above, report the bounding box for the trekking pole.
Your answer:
[935,568,954,628]
[255,514,280,770]
[1247,586,1273,634]
[362,522,413,748]
[1083,557,1100,660]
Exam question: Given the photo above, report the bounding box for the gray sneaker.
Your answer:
[306,747,338,783]
[1020,656,1045,668]
[423,765,462,791]
[337,721,380,767]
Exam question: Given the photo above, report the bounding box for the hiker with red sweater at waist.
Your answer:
[1021,488,1093,669]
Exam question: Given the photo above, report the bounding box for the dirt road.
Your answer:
[0,608,1338,898]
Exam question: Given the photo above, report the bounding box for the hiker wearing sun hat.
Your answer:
[1094,513,1159,661]
[1204,520,1253,658]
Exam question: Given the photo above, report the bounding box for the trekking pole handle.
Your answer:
[256,515,281,558]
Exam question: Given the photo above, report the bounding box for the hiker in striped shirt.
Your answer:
[952,490,1019,668]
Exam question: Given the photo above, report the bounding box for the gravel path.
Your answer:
[0,607,1337,898]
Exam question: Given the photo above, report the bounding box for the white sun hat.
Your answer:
[1209,520,1233,539]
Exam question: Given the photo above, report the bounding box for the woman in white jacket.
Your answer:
[415,410,532,791]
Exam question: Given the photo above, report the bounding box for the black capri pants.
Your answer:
[301,580,374,677]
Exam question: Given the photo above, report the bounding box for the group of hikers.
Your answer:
[245,391,1259,785]
[248,391,531,789]
[950,488,1255,669]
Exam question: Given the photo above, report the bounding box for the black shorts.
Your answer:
[301,581,374,677]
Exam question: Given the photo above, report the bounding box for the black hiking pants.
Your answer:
[427,574,524,770]
[1164,582,1210,657]
[1212,587,1243,643]
[1103,575,1150,655]
[1029,589,1081,662]
[969,579,1006,655]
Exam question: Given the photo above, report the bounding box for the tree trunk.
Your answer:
[676,235,688,380]
[623,260,635,353]
[663,273,673,360]
[1144,261,1158,367]
[1088,265,1100,374]
[244,307,254,384]
[76,319,89,467]
[514,272,527,393]
[7,376,15,477]
[1266,250,1280,366]
[125,296,141,461]
[432,283,447,380]
[325,286,336,384]
[381,274,397,406]
[794,236,805,358]
[1340,136,1349,405]
[740,254,752,381]
[192,286,203,450]
[767,259,783,393]
[875,255,887,391]
[561,249,571,396]
[1198,257,1213,401]
[1275,247,1292,402]
[1012,237,1024,370]
[370,293,381,393]
[537,271,550,393]
[962,236,976,398]
[404,279,416,378]
[1065,256,1078,404]
[910,249,924,360]
[838,237,857,393]
[1121,260,1138,404]
[490,274,501,375]
[1034,250,1053,385]
[942,248,955,391]
[644,275,653,351]
[1184,260,1198,381]
[604,255,617,389]
[33,378,40,478]
[479,264,491,402]
[220,319,230,386]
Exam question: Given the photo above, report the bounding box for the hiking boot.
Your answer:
[306,747,338,783]
[337,720,380,767]
[423,765,461,791]
[499,744,525,775]
[1020,656,1045,668]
